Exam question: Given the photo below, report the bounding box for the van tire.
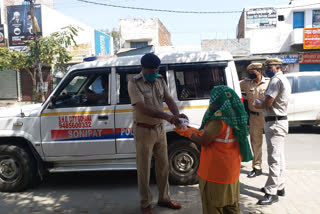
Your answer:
[0,145,37,192]
[168,139,200,185]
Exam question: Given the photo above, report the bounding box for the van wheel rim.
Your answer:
[0,157,19,182]
[173,152,194,172]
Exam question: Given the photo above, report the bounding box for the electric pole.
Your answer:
[25,0,45,102]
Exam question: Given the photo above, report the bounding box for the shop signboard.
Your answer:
[0,24,5,46]
[94,30,110,56]
[304,28,320,49]
[7,4,42,47]
[299,53,320,64]
[246,8,277,29]
[267,54,299,64]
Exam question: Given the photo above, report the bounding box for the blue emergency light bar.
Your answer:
[83,56,98,62]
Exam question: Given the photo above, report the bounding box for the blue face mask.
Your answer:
[265,69,275,78]
[249,73,257,80]
[144,71,159,82]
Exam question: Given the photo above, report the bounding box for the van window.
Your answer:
[117,66,167,104]
[296,76,320,93]
[173,65,226,100]
[54,73,110,108]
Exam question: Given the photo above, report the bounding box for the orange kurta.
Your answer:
[197,121,242,184]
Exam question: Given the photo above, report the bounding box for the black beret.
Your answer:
[140,53,161,69]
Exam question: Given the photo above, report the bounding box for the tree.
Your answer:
[100,28,120,53]
[0,26,78,102]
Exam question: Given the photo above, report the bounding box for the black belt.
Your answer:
[249,110,261,116]
[265,116,287,122]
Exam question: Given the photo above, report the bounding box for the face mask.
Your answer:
[265,69,275,78]
[144,71,159,82]
[249,73,257,80]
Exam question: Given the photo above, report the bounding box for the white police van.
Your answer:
[0,51,242,192]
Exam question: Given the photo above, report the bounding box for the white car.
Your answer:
[285,72,320,126]
[0,51,242,192]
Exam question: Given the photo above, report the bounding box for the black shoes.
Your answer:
[261,187,285,197]
[257,193,279,205]
[247,168,262,178]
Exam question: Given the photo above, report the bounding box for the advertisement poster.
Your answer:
[7,4,42,47]
[0,24,5,46]
[299,53,320,64]
[94,30,111,56]
[313,10,320,27]
[246,8,277,29]
[304,28,320,49]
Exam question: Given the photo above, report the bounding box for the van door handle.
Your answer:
[98,115,109,120]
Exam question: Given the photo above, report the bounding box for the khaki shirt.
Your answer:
[240,76,270,113]
[264,71,291,116]
[128,72,171,125]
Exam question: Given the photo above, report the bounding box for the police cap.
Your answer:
[247,63,263,71]
[264,58,283,66]
[140,53,161,69]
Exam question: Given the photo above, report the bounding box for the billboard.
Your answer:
[304,28,320,49]
[7,4,42,47]
[94,30,110,56]
[0,24,5,46]
[313,10,320,27]
[246,8,277,29]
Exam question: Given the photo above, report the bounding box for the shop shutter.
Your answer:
[0,70,18,99]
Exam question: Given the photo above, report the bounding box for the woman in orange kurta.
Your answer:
[176,86,253,214]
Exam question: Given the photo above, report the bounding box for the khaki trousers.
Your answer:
[264,119,288,195]
[134,124,170,208]
[199,177,240,214]
[249,114,265,170]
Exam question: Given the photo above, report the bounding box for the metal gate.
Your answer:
[0,70,18,99]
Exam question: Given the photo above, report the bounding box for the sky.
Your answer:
[54,0,291,46]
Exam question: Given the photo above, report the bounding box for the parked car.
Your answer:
[285,72,320,126]
[0,51,242,192]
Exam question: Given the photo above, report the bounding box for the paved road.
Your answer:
[0,125,319,214]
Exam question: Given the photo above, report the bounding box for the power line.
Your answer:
[75,0,320,14]
[76,0,242,14]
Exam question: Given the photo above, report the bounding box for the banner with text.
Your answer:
[246,8,277,29]
[304,28,320,49]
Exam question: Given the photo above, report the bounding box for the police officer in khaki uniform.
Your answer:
[128,53,186,214]
[253,58,291,205]
[240,63,269,178]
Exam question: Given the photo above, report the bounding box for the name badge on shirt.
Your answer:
[143,90,151,94]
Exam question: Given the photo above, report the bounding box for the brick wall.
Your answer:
[157,19,172,46]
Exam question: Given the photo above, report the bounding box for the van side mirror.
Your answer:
[48,96,56,109]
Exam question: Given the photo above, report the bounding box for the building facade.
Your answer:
[119,18,172,53]
[237,0,320,73]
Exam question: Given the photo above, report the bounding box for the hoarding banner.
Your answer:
[304,28,320,49]
[299,53,320,64]
[246,8,277,29]
[0,24,5,46]
[313,10,320,27]
[7,4,42,47]
[267,54,299,64]
[94,30,110,56]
